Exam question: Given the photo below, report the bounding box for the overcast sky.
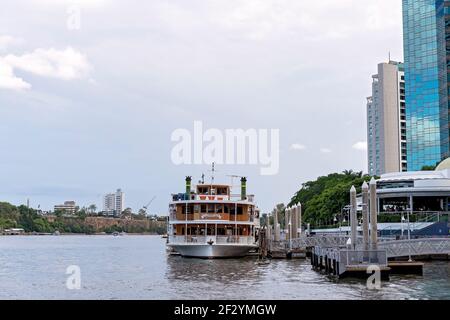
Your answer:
[0,0,403,214]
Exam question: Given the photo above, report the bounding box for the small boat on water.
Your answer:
[166,174,260,259]
[161,234,168,239]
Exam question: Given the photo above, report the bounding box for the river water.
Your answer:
[0,235,449,300]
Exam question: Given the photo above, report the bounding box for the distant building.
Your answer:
[103,189,125,216]
[54,201,78,215]
[367,61,407,176]
[2,228,25,235]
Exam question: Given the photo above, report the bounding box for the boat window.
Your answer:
[224,205,229,213]
[208,204,215,213]
[201,204,207,213]
[181,205,191,214]
[216,205,223,214]
[217,187,228,195]
[237,206,243,215]
[198,187,208,194]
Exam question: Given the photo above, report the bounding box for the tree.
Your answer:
[289,171,372,227]
[88,204,97,215]
[76,208,87,220]
[121,208,133,219]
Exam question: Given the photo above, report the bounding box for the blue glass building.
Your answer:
[402,0,450,171]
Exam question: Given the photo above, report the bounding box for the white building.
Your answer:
[54,201,78,215]
[103,189,125,216]
[367,61,407,176]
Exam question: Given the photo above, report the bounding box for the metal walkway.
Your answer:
[271,236,450,258]
[378,238,450,258]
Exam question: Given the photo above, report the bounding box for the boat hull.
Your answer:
[168,244,257,259]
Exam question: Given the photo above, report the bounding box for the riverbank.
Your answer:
[0,232,164,236]
[1,201,167,235]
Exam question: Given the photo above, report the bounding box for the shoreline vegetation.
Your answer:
[267,171,378,229]
[0,201,168,235]
[0,233,162,236]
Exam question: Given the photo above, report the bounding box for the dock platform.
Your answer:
[388,261,424,275]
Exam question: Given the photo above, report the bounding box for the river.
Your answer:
[0,235,449,300]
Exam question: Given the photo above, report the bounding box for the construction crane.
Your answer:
[142,196,156,216]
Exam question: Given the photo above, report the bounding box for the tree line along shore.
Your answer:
[0,202,167,235]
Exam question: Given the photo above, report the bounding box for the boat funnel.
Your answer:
[241,177,247,200]
[185,176,192,200]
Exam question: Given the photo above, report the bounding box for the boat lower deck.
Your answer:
[168,243,258,259]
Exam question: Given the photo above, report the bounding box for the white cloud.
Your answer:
[209,0,401,42]
[4,47,90,81]
[0,35,22,51]
[352,141,368,151]
[290,143,306,151]
[31,0,108,8]
[0,47,90,90]
[0,60,31,90]
[320,148,332,154]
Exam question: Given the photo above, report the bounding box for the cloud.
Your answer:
[0,60,31,90]
[4,47,90,80]
[31,0,108,8]
[320,148,332,154]
[290,143,306,151]
[0,47,90,90]
[352,141,368,151]
[0,35,22,51]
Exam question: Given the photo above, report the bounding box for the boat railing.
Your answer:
[169,235,255,245]
[173,194,255,202]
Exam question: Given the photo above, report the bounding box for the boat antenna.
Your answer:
[198,173,205,184]
[209,162,216,185]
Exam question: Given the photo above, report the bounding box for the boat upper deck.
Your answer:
[171,180,255,204]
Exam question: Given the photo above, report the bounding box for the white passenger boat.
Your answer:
[167,175,260,259]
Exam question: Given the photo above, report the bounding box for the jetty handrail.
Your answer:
[378,238,450,258]
[339,250,388,267]
[270,234,395,251]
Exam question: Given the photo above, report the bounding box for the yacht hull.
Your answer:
[168,244,257,259]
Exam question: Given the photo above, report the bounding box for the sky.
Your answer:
[0,0,404,214]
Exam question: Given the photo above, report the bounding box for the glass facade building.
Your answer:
[402,0,450,171]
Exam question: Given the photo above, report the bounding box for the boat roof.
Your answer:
[196,184,231,188]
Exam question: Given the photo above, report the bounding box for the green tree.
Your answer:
[289,171,372,227]
[88,204,97,215]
